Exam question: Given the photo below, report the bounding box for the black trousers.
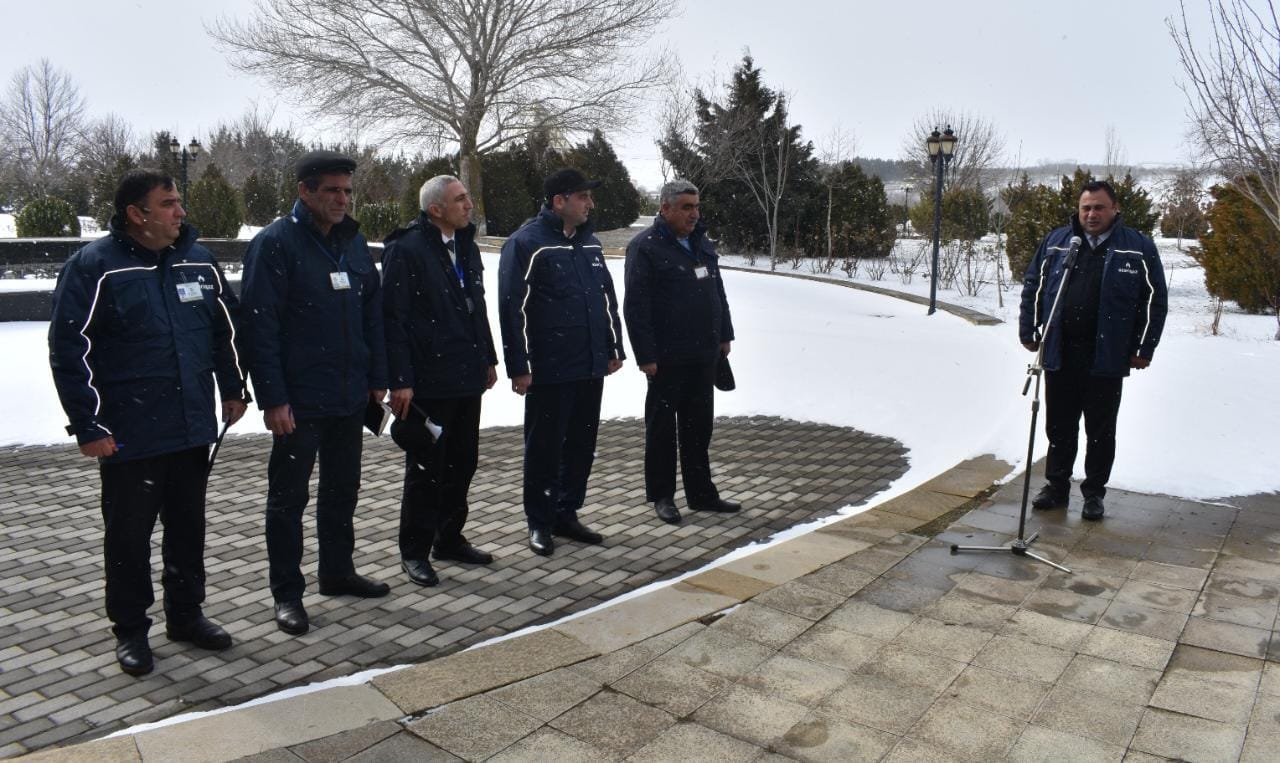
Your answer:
[265,411,362,602]
[1044,346,1124,499]
[399,394,482,560]
[522,378,602,531]
[644,361,718,503]
[99,445,210,639]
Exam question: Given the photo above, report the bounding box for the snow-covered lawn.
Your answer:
[2,239,1275,502]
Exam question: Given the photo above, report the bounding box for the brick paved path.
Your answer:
[0,416,906,756]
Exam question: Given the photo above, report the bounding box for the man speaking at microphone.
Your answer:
[1018,181,1167,521]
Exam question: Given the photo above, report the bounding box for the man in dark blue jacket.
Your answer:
[240,151,390,635]
[383,175,498,586]
[498,168,626,556]
[624,180,739,525]
[1019,180,1168,521]
[49,169,249,675]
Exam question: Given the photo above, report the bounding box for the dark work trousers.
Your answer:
[399,394,482,560]
[265,410,363,602]
[644,361,719,504]
[99,445,210,639]
[522,378,603,531]
[1044,344,1124,499]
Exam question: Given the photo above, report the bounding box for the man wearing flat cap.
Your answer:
[239,150,390,635]
[498,168,626,557]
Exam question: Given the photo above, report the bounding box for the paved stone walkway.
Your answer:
[0,416,907,756]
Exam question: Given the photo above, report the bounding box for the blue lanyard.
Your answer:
[446,240,464,287]
[302,225,347,271]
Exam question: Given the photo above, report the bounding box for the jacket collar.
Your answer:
[1070,213,1123,240]
[291,198,360,241]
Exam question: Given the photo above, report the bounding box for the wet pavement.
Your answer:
[27,463,1280,763]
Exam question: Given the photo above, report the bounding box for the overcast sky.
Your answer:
[2,0,1215,190]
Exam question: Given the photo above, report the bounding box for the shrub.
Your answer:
[15,196,81,237]
[356,201,403,242]
[186,164,243,238]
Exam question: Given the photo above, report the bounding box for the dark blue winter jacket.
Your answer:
[497,208,625,385]
[624,217,735,366]
[239,200,388,418]
[48,223,248,462]
[382,215,497,399]
[1019,216,1168,377]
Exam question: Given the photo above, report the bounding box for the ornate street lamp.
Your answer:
[926,126,957,315]
[169,137,202,199]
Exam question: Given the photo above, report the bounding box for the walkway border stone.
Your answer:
[18,455,1013,762]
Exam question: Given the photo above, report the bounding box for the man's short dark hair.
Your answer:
[112,169,175,228]
[1080,180,1117,204]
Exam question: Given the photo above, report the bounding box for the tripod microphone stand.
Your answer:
[950,236,1084,574]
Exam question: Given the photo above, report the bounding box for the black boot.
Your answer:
[115,633,154,676]
[1031,484,1069,510]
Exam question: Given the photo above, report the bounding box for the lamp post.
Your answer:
[902,185,912,237]
[169,137,202,199]
[926,126,957,315]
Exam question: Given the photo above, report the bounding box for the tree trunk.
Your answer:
[459,144,486,236]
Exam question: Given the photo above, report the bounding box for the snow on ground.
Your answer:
[2,238,1276,501]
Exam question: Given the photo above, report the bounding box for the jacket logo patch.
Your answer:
[1117,264,1140,275]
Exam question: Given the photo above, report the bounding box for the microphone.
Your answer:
[1064,235,1082,269]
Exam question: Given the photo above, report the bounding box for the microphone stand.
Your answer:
[950,237,1083,574]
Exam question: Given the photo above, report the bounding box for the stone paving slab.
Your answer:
[0,416,907,756]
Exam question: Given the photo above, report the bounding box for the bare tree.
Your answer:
[1102,124,1129,177]
[900,109,1005,192]
[210,0,670,233]
[0,59,85,201]
[818,126,856,267]
[720,94,795,271]
[77,114,135,177]
[1169,0,1280,232]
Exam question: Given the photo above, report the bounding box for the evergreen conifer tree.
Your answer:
[242,171,279,226]
[564,130,641,231]
[1195,179,1280,337]
[186,164,243,238]
[15,195,80,237]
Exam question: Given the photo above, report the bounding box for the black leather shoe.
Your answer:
[166,615,232,651]
[654,497,681,525]
[689,497,741,513]
[318,573,391,598]
[115,634,153,676]
[552,518,604,544]
[402,558,440,587]
[529,528,555,556]
[274,600,309,635]
[1082,495,1106,521]
[433,542,494,565]
[1031,485,1069,510]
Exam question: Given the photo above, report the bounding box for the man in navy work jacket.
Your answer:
[49,169,249,676]
[498,168,626,556]
[1019,180,1168,521]
[624,179,740,525]
[383,175,498,587]
[240,150,390,636]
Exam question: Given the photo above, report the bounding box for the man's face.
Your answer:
[129,184,185,248]
[430,180,473,232]
[1078,190,1119,236]
[660,192,700,238]
[299,172,354,228]
[554,190,594,228]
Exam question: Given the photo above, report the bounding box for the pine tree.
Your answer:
[1159,169,1207,246]
[564,129,640,231]
[818,162,895,259]
[186,164,243,238]
[1195,179,1280,337]
[908,187,991,244]
[242,171,279,226]
[355,201,401,243]
[1001,173,1062,279]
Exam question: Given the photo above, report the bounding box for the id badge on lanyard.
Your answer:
[693,266,709,279]
[330,271,351,290]
[176,281,203,302]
